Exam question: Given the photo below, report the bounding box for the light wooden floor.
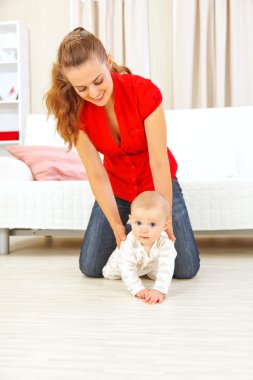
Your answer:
[0,235,253,380]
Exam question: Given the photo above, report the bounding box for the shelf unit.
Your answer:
[0,21,30,145]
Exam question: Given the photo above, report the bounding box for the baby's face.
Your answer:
[130,206,168,249]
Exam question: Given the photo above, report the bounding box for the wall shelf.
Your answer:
[0,21,30,145]
[0,60,18,65]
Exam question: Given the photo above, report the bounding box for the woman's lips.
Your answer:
[90,91,105,102]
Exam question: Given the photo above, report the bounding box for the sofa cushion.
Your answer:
[165,108,238,180]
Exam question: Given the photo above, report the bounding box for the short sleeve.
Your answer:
[137,77,163,120]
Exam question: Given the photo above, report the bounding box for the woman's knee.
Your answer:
[173,261,200,279]
[79,260,103,278]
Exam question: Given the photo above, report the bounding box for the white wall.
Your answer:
[0,0,69,113]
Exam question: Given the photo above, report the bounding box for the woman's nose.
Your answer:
[88,85,99,99]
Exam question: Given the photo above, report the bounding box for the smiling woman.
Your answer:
[45,27,131,149]
[44,27,200,287]
[64,57,114,106]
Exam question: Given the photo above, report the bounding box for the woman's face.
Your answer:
[64,56,113,107]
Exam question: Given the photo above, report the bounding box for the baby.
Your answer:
[102,191,177,304]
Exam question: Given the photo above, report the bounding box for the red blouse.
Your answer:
[78,72,178,202]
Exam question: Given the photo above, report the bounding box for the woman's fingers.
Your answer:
[165,227,176,242]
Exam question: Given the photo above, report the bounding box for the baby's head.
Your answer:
[129,191,171,249]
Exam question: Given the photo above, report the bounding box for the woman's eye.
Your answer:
[77,87,87,92]
[94,79,103,86]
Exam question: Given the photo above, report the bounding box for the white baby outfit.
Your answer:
[102,231,177,296]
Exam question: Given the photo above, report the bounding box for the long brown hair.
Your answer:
[45,27,131,149]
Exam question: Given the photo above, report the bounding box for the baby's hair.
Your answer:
[131,191,170,221]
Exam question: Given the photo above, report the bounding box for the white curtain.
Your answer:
[69,0,150,77]
[173,0,253,109]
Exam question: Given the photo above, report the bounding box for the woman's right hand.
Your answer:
[112,222,127,248]
[165,223,176,243]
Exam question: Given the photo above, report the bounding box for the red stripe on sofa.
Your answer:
[0,131,19,141]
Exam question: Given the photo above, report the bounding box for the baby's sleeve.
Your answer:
[153,238,177,295]
[118,242,146,296]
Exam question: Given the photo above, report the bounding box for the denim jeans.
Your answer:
[79,178,200,279]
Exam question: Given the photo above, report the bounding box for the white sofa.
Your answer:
[0,106,253,254]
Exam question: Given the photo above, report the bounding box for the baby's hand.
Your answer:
[144,289,165,304]
[136,288,150,300]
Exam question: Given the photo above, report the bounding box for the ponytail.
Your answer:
[111,61,132,74]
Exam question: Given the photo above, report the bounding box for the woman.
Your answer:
[45,27,200,279]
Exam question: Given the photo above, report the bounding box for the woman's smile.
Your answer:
[90,91,105,102]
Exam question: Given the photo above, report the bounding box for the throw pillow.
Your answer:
[5,146,87,181]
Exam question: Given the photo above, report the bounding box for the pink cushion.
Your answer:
[6,146,87,181]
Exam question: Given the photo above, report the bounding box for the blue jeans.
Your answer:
[79,178,200,279]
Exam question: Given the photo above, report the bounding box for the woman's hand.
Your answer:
[165,224,176,243]
[112,222,127,248]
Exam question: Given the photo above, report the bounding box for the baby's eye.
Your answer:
[150,223,156,227]
[135,221,142,226]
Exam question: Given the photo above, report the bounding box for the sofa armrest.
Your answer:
[0,157,34,181]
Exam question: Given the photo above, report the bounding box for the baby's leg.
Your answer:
[102,268,121,280]
[146,271,157,281]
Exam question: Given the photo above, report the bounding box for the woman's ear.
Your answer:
[107,54,113,69]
